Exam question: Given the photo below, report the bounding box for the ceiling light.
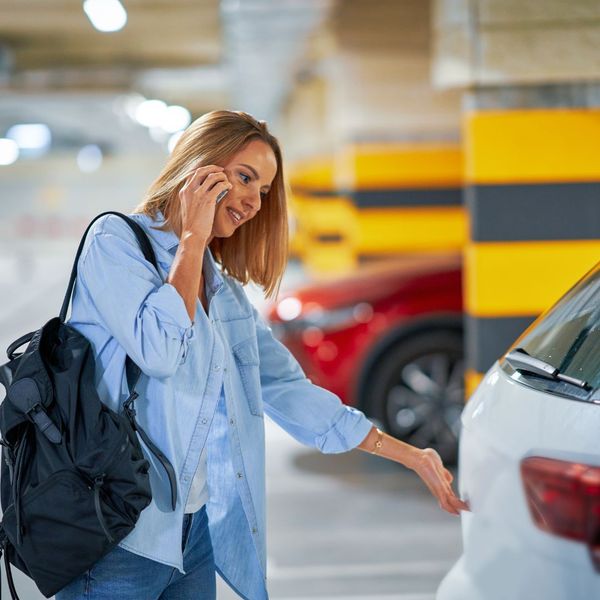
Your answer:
[77,144,103,172]
[0,138,19,165]
[134,99,167,128]
[113,93,146,121]
[162,105,191,133]
[6,123,51,154]
[83,0,127,33]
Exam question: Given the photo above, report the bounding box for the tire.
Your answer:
[366,329,465,465]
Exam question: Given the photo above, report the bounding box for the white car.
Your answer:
[437,262,600,600]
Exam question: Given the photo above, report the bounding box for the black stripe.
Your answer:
[353,188,462,208]
[290,186,463,207]
[466,82,600,110]
[292,188,339,198]
[466,315,537,373]
[314,233,344,243]
[467,182,600,242]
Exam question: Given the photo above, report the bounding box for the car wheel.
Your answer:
[367,330,465,465]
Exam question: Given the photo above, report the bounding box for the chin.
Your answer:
[212,222,237,238]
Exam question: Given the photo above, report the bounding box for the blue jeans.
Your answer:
[55,505,216,599]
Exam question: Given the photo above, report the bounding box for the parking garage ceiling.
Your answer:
[0,0,335,154]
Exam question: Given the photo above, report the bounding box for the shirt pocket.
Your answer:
[231,336,263,417]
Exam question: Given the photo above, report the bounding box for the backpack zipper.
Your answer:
[91,474,113,542]
[85,429,130,543]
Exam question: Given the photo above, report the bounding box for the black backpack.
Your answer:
[0,211,178,599]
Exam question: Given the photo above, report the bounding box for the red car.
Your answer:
[266,254,464,463]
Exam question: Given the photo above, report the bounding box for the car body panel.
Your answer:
[267,254,462,407]
[437,363,600,600]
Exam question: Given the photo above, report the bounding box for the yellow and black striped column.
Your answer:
[345,143,466,257]
[464,101,600,396]
[287,156,358,275]
[288,143,467,275]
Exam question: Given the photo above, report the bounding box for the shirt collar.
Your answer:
[139,208,224,295]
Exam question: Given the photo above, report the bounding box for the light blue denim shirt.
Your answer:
[67,209,373,599]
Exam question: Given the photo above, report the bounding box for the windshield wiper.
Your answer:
[505,348,591,391]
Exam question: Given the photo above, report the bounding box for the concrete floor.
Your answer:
[0,248,463,599]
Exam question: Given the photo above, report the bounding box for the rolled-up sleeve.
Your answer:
[251,303,373,453]
[78,221,195,379]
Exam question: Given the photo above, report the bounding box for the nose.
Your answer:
[242,190,262,215]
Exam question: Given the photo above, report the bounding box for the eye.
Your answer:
[239,172,251,184]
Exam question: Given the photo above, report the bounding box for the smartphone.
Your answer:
[216,189,228,204]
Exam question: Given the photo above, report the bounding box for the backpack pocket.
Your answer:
[2,469,134,597]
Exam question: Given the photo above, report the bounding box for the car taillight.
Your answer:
[521,456,600,571]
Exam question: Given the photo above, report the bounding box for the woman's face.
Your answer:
[210,138,278,239]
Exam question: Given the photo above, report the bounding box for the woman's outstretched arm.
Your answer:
[248,298,469,516]
[357,426,470,516]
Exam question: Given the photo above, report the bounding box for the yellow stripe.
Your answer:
[288,156,335,190]
[464,109,600,184]
[465,370,484,400]
[345,143,463,189]
[289,198,467,263]
[357,206,467,253]
[465,240,600,317]
[303,241,358,277]
[288,194,357,265]
[293,194,357,237]
[289,145,463,191]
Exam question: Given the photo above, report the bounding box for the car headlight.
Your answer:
[275,299,373,334]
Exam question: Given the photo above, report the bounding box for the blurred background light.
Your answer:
[149,126,169,144]
[161,105,192,133]
[83,0,128,33]
[0,138,19,165]
[76,144,103,172]
[167,131,184,154]
[276,297,302,321]
[112,93,146,121]
[134,99,167,128]
[6,124,52,158]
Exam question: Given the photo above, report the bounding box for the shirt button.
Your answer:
[229,418,235,425]
[182,475,190,482]
[201,418,208,424]
[213,365,220,371]
[252,527,257,534]
[236,472,243,479]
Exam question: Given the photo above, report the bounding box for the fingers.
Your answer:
[198,171,229,193]
[182,164,224,191]
[416,448,469,517]
[212,179,233,201]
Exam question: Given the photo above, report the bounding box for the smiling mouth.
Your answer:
[227,207,243,225]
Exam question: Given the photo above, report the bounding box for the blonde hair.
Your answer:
[132,110,289,300]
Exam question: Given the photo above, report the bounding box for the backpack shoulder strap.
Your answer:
[62,213,179,511]
[59,211,159,322]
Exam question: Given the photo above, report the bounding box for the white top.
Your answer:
[184,444,209,513]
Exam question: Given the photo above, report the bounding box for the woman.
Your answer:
[57,110,468,600]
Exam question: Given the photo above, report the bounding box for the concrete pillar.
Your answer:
[281,0,464,275]
[432,0,600,395]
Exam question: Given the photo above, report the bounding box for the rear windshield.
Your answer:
[507,263,600,392]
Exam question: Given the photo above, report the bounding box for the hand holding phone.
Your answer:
[178,165,231,241]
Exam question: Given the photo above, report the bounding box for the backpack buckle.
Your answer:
[25,403,62,444]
